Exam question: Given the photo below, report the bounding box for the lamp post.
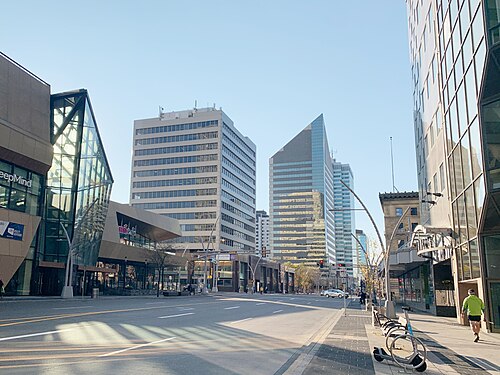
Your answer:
[60,199,99,299]
[202,215,219,294]
[338,180,409,319]
[123,256,128,290]
[249,255,263,294]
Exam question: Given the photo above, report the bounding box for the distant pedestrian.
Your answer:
[462,289,485,342]
[360,291,366,305]
[259,286,263,295]
[0,279,4,299]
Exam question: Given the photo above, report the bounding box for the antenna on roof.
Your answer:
[194,100,197,110]
[390,137,399,193]
[159,106,164,119]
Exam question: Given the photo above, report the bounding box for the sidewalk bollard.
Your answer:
[92,288,99,299]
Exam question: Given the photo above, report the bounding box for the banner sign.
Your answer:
[0,220,24,241]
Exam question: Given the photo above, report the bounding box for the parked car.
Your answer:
[323,289,349,298]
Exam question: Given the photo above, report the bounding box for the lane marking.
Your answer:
[52,306,92,310]
[272,310,283,314]
[0,328,74,342]
[98,336,176,357]
[0,300,221,327]
[145,302,167,305]
[256,303,266,305]
[230,318,253,324]
[158,312,194,319]
[224,306,240,310]
[177,307,194,311]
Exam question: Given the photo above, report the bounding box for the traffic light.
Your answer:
[337,263,345,268]
[262,247,267,257]
[319,259,324,268]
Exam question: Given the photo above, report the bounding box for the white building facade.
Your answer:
[130,107,256,255]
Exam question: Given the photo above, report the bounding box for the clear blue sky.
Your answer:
[1,1,416,247]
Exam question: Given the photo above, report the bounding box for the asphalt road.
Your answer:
[0,293,348,375]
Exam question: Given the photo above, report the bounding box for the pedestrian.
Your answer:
[462,289,485,342]
[259,286,263,295]
[0,279,4,299]
[360,291,366,305]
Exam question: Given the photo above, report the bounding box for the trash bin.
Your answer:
[92,288,99,299]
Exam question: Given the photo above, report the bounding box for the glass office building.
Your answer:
[407,0,500,330]
[269,115,335,267]
[36,90,113,295]
[332,160,355,278]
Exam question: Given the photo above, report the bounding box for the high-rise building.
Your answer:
[332,160,355,278]
[406,0,500,329]
[130,107,256,257]
[355,229,368,269]
[269,114,335,267]
[255,210,270,257]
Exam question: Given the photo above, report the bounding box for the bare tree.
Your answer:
[150,241,177,297]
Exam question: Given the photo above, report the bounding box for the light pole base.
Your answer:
[385,300,396,319]
[61,286,74,299]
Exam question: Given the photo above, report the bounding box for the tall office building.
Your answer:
[406,0,500,329]
[332,160,355,278]
[131,107,256,256]
[255,210,270,257]
[355,229,368,269]
[269,114,335,267]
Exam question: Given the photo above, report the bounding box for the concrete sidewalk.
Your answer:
[366,303,500,374]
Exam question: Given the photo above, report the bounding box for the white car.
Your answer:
[323,289,349,298]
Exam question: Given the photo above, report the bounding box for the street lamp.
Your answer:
[338,180,408,319]
[60,199,99,299]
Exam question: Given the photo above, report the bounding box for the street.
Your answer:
[0,294,346,374]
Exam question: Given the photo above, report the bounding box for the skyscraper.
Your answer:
[255,210,270,257]
[406,0,500,329]
[332,160,356,278]
[130,107,256,256]
[269,115,335,267]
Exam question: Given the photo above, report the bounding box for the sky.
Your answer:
[1,1,416,249]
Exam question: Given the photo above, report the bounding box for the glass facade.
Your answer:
[269,115,335,267]
[332,160,355,277]
[408,0,500,327]
[43,91,113,268]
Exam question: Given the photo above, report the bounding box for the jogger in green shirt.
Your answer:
[462,289,485,342]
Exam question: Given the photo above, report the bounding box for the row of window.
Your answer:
[221,225,255,243]
[132,176,217,189]
[134,142,218,156]
[181,223,218,232]
[134,131,218,146]
[222,156,255,184]
[134,154,218,167]
[221,189,255,214]
[395,207,418,216]
[222,145,255,174]
[220,236,254,252]
[222,134,255,166]
[135,120,218,135]
[221,167,255,194]
[162,212,217,220]
[221,178,255,202]
[133,200,217,210]
[222,122,255,157]
[134,165,217,178]
[132,188,217,200]
[222,201,255,223]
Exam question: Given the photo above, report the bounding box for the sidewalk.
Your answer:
[302,299,500,375]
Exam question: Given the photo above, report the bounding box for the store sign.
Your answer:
[119,223,137,236]
[0,220,24,241]
[0,171,32,188]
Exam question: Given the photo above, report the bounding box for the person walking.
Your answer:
[0,279,4,299]
[462,289,485,342]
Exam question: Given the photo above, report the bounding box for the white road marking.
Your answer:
[158,312,194,319]
[256,303,266,305]
[99,336,176,357]
[52,306,92,310]
[290,298,296,300]
[230,318,253,324]
[224,306,240,310]
[0,328,74,342]
[177,307,194,311]
[272,310,283,314]
[146,302,167,305]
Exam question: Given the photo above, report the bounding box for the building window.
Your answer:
[411,207,418,215]
[396,207,403,216]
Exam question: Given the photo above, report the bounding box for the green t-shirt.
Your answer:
[462,295,484,316]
